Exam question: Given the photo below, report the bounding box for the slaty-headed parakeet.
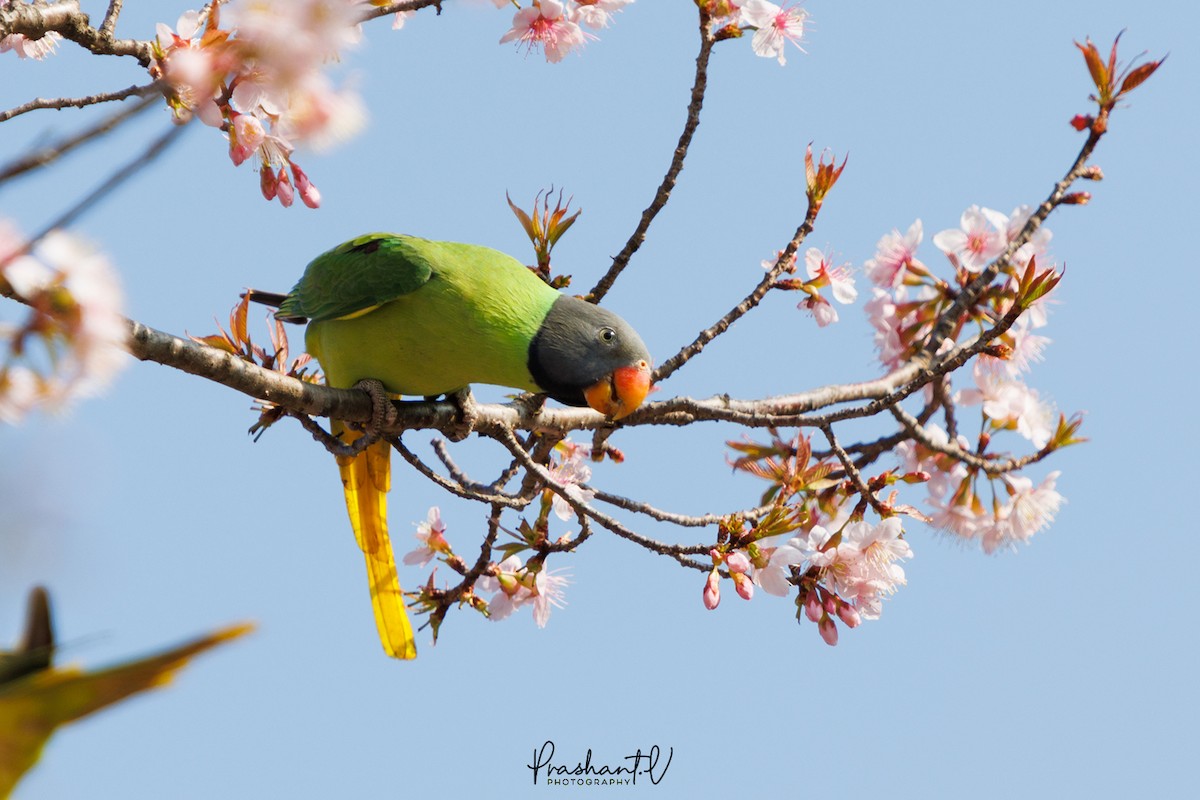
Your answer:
[263,233,652,659]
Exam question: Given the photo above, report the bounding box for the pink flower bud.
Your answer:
[291,162,321,209]
[803,590,822,622]
[818,614,839,646]
[275,168,294,207]
[732,572,754,601]
[709,548,722,565]
[726,550,751,574]
[836,602,861,628]
[702,568,720,610]
[259,165,277,201]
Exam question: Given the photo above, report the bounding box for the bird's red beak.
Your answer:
[583,360,651,420]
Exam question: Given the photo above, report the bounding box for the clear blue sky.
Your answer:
[2,1,1194,797]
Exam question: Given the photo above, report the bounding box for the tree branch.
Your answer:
[587,11,715,303]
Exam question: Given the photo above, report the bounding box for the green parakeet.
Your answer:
[260,233,652,659]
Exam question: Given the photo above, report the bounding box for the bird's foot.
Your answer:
[446,387,479,442]
[343,378,397,453]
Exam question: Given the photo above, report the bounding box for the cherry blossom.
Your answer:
[573,0,635,30]
[1002,471,1064,545]
[805,248,857,304]
[741,0,808,66]
[801,295,838,327]
[864,220,925,288]
[1,227,127,422]
[753,538,806,596]
[959,363,1055,448]
[548,439,596,520]
[932,205,1010,272]
[532,568,570,627]
[499,0,588,63]
[403,506,451,566]
[0,31,62,60]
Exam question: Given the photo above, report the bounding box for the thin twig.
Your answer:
[0,123,185,274]
[590,488,772,529]
[653,210,817,384]
[923,129,1103,357]
[0,90,162,184]
[359,0,443,23]
[889,405,1054,477]
[587,13,715,303]
[488,426,712,570]
[820,423,888,517]
[0,81,160,124]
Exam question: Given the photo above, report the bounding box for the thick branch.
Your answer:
[0,0,152,64]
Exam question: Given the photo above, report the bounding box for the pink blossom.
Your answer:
[1004,204,1053,266]
[864,220,924,288]
[548,439,596,520]
[753,538,805,596]
[230,113,267,165]
[932,206,1009,273]
[392,11,415,30]
[927,491,987,541]
[532,568,570,627]
[499,0,588,63]
[977,317,1050,378]
[740,0,808,66]
[804,248,857,305]
[476,556,533,622]
[403,506,450,566]
[801,295,838,327]
[0,366,39,424]
[573,0,635,30]
[1003,471,1064,544]
[1,31,63,60]
[959,364,1055,448]
[868,286,902,367]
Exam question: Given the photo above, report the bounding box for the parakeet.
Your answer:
[260,233,652,659]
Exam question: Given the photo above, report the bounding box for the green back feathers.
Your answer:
[277,234,435,323]
[289,233,561,395]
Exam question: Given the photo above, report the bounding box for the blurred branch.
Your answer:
[0,88,162,184]
[0,0,152,64]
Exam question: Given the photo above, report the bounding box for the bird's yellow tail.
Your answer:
[332,421,417,659]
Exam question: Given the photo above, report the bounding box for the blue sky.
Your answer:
[2,1,1195,797]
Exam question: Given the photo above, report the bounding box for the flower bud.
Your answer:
[818,614,839,646]
[726,550,751,574]
[732,572,754,601]
[702,568,721,610]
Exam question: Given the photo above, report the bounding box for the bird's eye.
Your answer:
[599,327,617,344]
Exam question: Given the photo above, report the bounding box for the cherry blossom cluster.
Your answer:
[496,0,634,63]
[858,205,1075,553]
[0,221,127,423]
[701,0,809,65]
[405,505,570,630]
[152,1,370,208]
[765,247,857,327]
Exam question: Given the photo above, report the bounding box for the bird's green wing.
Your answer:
[277,233,436,323]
